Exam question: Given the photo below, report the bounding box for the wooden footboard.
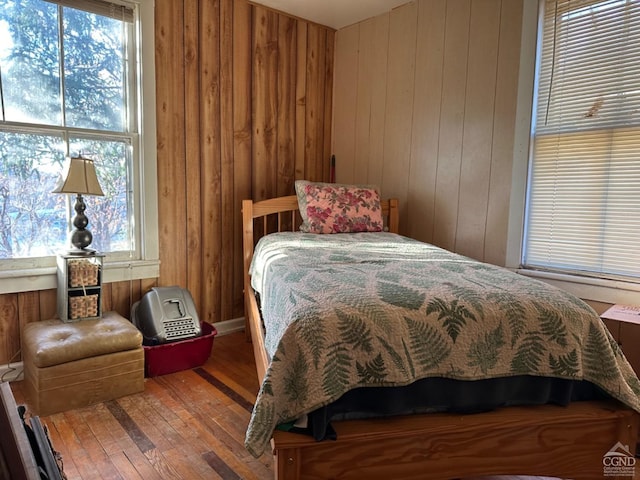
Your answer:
[271,400,638,480]
[242,196,640,480]
[247,282,639,480]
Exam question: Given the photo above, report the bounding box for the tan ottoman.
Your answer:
[22,311,144,416]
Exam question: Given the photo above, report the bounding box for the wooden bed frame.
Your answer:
[242,195,640,480]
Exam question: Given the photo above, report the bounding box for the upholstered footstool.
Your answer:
[22,311,144,416]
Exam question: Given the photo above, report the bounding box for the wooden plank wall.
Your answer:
[0,0,334,365]
[333,0,523,267]
[155,0,334,325]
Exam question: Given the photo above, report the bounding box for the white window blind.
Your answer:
[43,0,134,22]
[524,0,640,280]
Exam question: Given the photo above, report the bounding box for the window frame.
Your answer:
[507,0,640,306]
[0,0,158,294]
[523,0,640,279]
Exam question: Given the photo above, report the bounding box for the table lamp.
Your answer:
[52,155,104,253]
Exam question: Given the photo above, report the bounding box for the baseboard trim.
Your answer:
[214,317,245,336]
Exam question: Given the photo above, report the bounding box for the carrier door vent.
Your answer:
[163,318,200,341]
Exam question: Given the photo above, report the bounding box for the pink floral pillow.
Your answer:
[295,180,384,234]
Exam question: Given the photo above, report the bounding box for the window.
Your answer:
[523,0,640,282]
[0,0,158,290]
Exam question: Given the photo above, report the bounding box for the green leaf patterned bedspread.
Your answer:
[245,232,640,457]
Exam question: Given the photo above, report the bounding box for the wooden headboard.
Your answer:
[240,194,399,344]
[241,195,399,287]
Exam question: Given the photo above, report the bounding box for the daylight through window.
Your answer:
[0,0,139,260]
[523,0,640,281]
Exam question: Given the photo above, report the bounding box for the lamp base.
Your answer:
[70,228,93,250]
[67,193,96,253]
[66,247,97,256]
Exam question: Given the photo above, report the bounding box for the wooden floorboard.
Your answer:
[9,332,566,480]
[10,331,273,480]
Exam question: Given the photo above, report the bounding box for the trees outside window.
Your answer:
[0,0,138,259]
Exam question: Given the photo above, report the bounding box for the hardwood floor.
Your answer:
[9,332,565,480]
[10,331,273,480]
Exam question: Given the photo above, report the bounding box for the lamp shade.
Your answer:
[52,156,104,196]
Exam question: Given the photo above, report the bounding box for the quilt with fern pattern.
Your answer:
[244,231,640,458]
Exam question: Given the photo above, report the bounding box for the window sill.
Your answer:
[517,269,640,305]
[0,260,160,294]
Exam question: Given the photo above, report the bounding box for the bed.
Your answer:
[242,189,640,480]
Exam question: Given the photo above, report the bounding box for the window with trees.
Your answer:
[523,0,640,282]
[0,0,144,265]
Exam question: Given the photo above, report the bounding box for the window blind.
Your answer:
[43,0,134,22]
[524,0,640,280]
